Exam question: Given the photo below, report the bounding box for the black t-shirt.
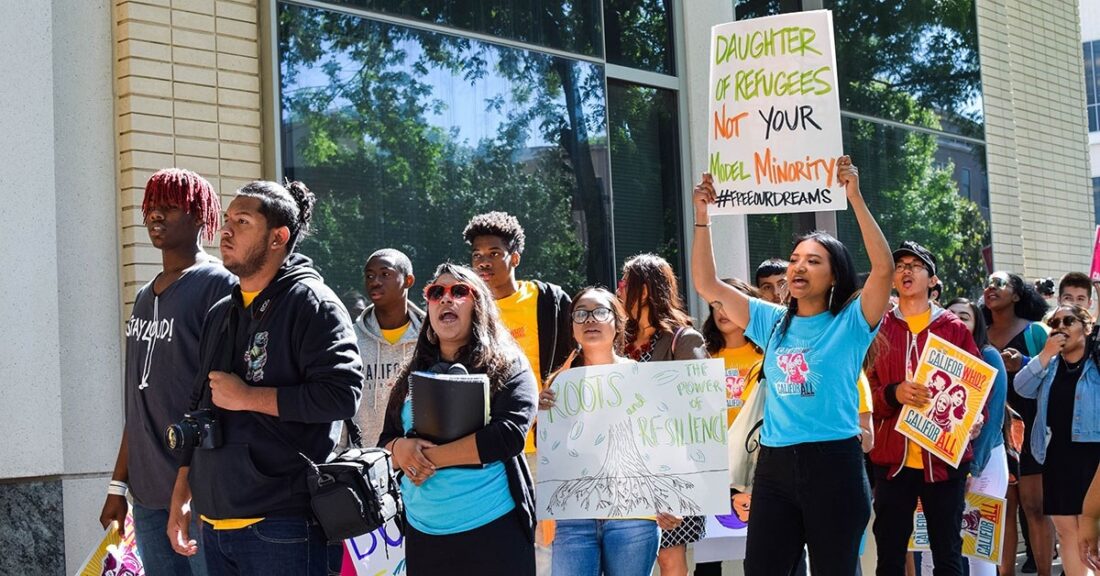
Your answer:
[1047,358,1081,443]
[124,261,235,508]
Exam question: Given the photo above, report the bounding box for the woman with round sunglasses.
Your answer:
[617,252,708,575]
[379,263,537,575]
[1014,305,1100,576]
[691,157,892,575]
[982,271,1052,575]
[537,287,682,575]
[936,298,1009,576]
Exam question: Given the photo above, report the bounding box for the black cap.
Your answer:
[892,240,937,276]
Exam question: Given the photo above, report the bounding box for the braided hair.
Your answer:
[141,168,221,242]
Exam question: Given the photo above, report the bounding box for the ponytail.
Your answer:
[237,179,316,252]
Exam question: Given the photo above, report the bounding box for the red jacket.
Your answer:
[869,305,984,482]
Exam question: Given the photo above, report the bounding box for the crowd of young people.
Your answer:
[101,163,1100,576]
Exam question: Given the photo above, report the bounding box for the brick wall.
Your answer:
[979,0,1094,279]
[114,0,263,304]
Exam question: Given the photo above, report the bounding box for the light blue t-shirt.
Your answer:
[745,296,880,447]
[399,399,514,535]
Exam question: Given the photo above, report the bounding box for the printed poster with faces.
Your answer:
[909,493,1007,563]
[895,334,995,467]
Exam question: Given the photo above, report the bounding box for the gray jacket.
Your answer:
[353,302,424,446]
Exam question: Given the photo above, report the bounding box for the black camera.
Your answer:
[165,409,222,451]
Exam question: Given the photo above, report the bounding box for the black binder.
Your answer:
[409,367,490,444]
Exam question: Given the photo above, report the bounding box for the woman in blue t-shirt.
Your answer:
[690,156,894,576]
[379,263,537,575]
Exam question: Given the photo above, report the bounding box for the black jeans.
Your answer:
[744,437,871,576]
[405,512,533,576]
[872,466,966,576]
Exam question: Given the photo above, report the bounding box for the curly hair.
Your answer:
[702,278,762,356]
[141,168,221,243]
[981,271,1048,324]
[384,263,523,422]
[462,211,526,254]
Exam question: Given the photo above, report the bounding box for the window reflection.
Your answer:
[607,80,683,275]
[278,2,610,295]
[825,0,984,139]
[836,117,989,299]
[604,0,674,74]
[317,0,603,58]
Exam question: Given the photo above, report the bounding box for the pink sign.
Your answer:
[1090,226,1100,281]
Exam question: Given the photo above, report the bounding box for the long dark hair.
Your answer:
[946,297,990,351]
[780,231,860,336]
[620,253,693,344]
[544,287,627,386]
[702,278,762,356]
[981,272,1048,324]
[385,263,521,420]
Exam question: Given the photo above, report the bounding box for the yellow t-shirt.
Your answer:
[857,371,872,414]
[205,289,265,530]
[717,344,764,427]
[381,322,410,345]
[904,308,933,469]
[496,281,542,453]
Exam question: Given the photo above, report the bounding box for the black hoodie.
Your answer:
[185,253,364,519]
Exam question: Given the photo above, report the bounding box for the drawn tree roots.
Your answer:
[547,420,702,516]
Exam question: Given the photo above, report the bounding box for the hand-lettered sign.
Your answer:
[1089,226,1100,281]
[895,334,995,468]
[535,359,729,520]
[707,11,844,214]
[344,521,405,576]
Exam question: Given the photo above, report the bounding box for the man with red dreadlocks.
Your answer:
[99,168,235,575]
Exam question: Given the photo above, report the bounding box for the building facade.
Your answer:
[1,0,1092,572]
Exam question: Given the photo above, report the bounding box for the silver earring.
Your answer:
[828,285,835,310]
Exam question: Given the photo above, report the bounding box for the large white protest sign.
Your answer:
[707,11,844,215]
[535,359,729,520]
[345,521,405,576]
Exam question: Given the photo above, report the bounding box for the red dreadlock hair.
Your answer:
[141,168,221,243]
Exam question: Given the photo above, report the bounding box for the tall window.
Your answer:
[1085,41,1100,133]
[277,2,683,297]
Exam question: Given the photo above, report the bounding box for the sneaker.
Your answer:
[1021,556,1037,573]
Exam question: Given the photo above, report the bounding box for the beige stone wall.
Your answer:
[978,0,1094,278]
[114,0,263,303]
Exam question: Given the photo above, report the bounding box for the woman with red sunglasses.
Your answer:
[617,252,709,575]
[1015,304,1100,576]
[379,263,538,575]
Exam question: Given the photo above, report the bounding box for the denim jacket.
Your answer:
[1014,354,1100,464]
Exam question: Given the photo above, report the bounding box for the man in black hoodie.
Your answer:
[167,180,363,575]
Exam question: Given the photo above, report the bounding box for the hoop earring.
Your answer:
[426,324,438,345]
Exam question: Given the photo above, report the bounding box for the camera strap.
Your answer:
[186,305,236,412]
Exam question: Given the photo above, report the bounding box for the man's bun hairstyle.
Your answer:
[237,179,316,252]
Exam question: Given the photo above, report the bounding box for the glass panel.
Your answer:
[1093,177,1100,225]
[1084,42,1095,106]
[278,2,610,296]
[603,0,674,74]
[607,80,683,276]
[735,0,798,20]
[836,116,990,299]
[826,0,984,140]
[1091,106,1098,134]
[315,0,603,58]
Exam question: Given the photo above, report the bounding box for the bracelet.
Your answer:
[107,480,128,498]
[694,222,712,228]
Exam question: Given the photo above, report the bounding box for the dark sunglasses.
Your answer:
[572,307,614,324]
[424,283,476,302]
[985,276,1009,290]
[1047,316,1079,330]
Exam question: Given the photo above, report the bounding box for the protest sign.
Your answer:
[536,359,729,520]
[1090,225,1100,281]
[77,512,143,576]
[694,512,749,563]
[707,11,844,215]
[344,520,405,576]
[895,334,995,467]
[909,493,1006,563]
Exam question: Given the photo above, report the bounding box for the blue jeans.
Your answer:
[132,502,208,576]
[552,519,659,576]
[200,516,333,576]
